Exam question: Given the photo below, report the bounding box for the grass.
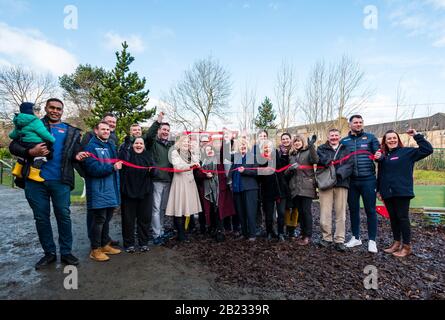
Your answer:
[414,170,445,185]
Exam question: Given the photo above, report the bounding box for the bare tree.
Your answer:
[275,60,298,130]
[238,82,257,131]
[300,60,337,137]
[164,56,232,131]
[0,65,58,120]
[300,55,371,136]
[336,55,371,130]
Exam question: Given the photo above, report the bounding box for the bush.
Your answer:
[0,148,12,159]
[416,149,445,171]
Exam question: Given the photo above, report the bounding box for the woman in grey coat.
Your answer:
[285,134,318,245]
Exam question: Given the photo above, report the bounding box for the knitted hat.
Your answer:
[19,102,35,115]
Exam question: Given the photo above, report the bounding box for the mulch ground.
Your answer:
[163,203,445,300]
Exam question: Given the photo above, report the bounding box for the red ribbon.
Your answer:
[85,150,376,174]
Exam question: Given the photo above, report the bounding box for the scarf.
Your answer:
[202,156,219,205]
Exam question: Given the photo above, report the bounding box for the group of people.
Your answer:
[9,98,433,269]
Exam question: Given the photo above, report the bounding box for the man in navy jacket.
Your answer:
[340,115,380,253]
[83,121,123,262]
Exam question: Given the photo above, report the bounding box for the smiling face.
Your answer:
[158,124,170,140]
[95,123,110,141]
[133,138,145,153]
[104,115,117,131]
[293,138,303,150]
[281,134,291,147]
[258,131,268,142]
[130,125,142,138]
[180,137,190,152]
[384,132,399,150]
[45,100,64,123]
[328,130,340,146]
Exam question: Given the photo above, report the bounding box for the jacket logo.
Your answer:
[390,157,399,161]
[362,136,368,140]
[361,144,368,147]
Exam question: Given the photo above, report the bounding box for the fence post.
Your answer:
[0,162,3,185]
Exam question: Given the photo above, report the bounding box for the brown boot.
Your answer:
[383,241,402,254]
[392,244,412,258]
[89,249,110,262]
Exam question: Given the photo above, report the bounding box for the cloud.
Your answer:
[0,22,77,76]
[104,32,145,53]
[388,0,445,47]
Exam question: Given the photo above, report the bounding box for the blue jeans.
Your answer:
[24,180,73,255]
[347,178,377,241]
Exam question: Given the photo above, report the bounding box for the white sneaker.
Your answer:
[368,240,378,253]
[345,236,362,248]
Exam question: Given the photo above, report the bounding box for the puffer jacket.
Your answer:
[285,144,319,199]
[9,113,55,144]
[340,131,380,180]
[317,142,353,189]
[83,136,120,210]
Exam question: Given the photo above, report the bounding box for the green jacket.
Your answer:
[143,121,174,182]
[9,113,56,144]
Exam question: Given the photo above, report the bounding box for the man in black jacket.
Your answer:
[9,98,89,269]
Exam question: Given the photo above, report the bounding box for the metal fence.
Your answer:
[0,159,14,188]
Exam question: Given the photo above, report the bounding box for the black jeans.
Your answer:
[292,196,313,238]
[384,197,411,245]
[262,198,286,235]
[234,190,258,238]
[90,207,114,249]
[121,194,152,248]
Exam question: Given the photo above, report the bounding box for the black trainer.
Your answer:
[61,254,80,266]
[318,239,332,248]
[334,243,347,252]
[35,253,56,270]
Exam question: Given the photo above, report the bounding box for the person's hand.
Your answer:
[114,161,123,170]
[28,143,49,157]
[157,112,165,123]
[374,150,382,160]
[308,134,317,146]
[377,192,382,201]
[238,166,245,173]
[206,172,213,178]
[406,128,417,137]
[75,151,89,161]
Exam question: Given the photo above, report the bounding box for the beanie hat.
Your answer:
[19,102,35,115]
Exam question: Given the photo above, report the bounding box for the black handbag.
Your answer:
[315,146,341,191]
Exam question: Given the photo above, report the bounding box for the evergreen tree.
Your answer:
[254,97,277,129]
[86,42,155,142]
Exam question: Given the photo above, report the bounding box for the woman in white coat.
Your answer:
[166,135,202,242]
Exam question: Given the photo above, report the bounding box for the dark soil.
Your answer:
[164,202,445,300]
